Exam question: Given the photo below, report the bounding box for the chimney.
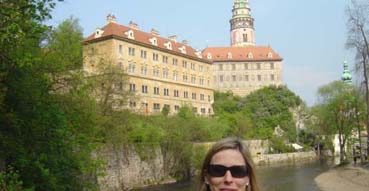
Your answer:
[106,14,116,23]
[182,40,188,45]
[151,28,160,36]
[168,35,177,43]
[129,21,139,30]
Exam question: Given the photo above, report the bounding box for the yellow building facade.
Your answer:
[83,15,214,115]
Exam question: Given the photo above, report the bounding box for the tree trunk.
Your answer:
[359,26,369,159]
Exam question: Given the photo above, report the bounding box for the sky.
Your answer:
[47,0,354,106]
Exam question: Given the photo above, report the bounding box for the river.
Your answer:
[135,160,331,191]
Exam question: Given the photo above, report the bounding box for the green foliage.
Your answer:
[269,137,295,153]
[213,86,303,140]
[315,81,361,162]
[0,6,100,190]
[213,91,241,114]
[190,145,207,175]
[0,167,27,191]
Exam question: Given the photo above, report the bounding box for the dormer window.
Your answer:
[247,52,253,59]
[195,51,202,58]
[149,37,158,46]
[178,46,186,54]
[207,53,212,59]
[164,41,172,50]
[227,52,232,59]
[267,52,273,58]
[125,30,135,39]
[94,28,104,38]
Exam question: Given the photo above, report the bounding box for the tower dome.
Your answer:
[341,60,352,84]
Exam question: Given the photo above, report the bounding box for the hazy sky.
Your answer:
[47,0,353,106]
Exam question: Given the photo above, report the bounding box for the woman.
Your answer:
[199,137,260,191]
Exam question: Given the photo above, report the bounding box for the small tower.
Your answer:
[106,14,117,23]
[230,0,255,47]
[341,60,352,84]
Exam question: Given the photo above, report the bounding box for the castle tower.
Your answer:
[230,0,255,47]
[341,60,352,84]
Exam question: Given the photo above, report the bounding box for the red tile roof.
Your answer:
[84,22,204,61]
[202,46,283,62]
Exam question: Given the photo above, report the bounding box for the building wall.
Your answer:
[83,38,214,115]
[212,60,283,96]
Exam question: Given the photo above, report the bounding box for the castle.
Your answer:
[83,0,283,115]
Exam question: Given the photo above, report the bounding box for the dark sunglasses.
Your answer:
[207,164,248,178]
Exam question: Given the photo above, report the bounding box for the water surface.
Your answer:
[136,160,330,191]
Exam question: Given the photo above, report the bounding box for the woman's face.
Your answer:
[206,149,250,191]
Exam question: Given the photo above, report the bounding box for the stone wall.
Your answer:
[97,145,172,191]
[253,151,317,165]
[96,144,317,190]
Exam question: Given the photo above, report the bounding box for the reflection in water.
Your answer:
[258,160,330,191]
[135,160,331,191]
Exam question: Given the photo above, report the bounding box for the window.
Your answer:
[270,62,274,69]
[164,88,169,96]
[174,105,180,111]
[191,62,196,70]
[245,75,249,81]
[200,77,204,85]
[220,75,224,82]
[153,53,159,61]
[219,64,223,71]
[243,34,248,42]
[182,60,187,68]
[257,63,261,70]
[173,58,178,65]
[173,72,178,81]
[174,90,179,97]
[141,66,147,75]
[129,83,136,92]
[270,74,275,81]
[153,69,160,77]
[140,50,147,59]
[200,94,205,101]
[184,91,189,98]
[162,56,168,63]
[232,64,236,70]
[129,101,136,108]
[119,45,123,54]
[201,108,206,114]
[163,104,170,112]
[163,70,169,79]
[191,75,196,84]
[257,75,262,81]
[128,47,135,56]
[199,65,203,72]
[153,103,160,113]
[154,87,160,95]
[141,85,148,94]
[232,75,236,81]
[141,85,148,93]
[208,95,211,102]
[128,64,135,73]
[183,74,188,82]
[244,63,248,69]
[192,93,196,100]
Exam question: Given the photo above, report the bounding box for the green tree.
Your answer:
[0,5,101,189]
[346,0,369,158]
[316,81,358,163]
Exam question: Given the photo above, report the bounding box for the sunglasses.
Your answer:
[207,164,248,178]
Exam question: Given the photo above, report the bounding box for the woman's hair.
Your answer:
[199,137,260,191]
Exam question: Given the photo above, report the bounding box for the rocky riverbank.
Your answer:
[314,164,369,191]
